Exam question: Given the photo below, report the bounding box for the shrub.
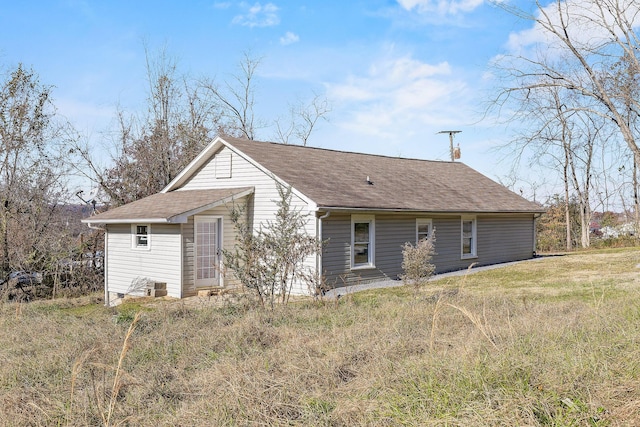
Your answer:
[400,231,436,295]
[223,184,321,309]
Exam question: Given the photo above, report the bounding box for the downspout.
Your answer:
[316,211,331,291]
[87,223,109,307]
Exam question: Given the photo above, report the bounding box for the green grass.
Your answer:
[1,248,640,425]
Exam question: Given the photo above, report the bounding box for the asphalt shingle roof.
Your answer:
[84,187,253,223]
[224,137,543,213]
[85,137,543,223]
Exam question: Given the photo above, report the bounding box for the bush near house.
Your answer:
[400,230,436,294]
[223,184,321,309]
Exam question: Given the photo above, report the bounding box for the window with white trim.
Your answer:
[132,224,150,249]
[461,216,477,258]
[416,218,433,243]
[351,215,375,269]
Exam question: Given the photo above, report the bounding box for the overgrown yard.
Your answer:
[2,249,640,426]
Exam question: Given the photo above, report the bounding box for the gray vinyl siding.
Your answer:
[321,213,409,287]
[433,216,534,271]
[477,216,535,263]
[106,223,182,298]
[430,216,474,272]
[321,213,535,287]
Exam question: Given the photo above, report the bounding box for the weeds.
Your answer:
[103,311,140,426]
[65,310,142,427]
[400,230,436,296]
[429,294,444,351]
[0,249,639,425]
[446,302,498,348]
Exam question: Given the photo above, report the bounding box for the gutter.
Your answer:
[315,206,546,215]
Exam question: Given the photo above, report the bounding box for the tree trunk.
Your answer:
[635,158,639,234]
[564,145,572,251]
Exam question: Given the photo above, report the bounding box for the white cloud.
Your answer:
[232,2,280,28]
[325,54,470,144]
[397,0,484,15]
[213,2,232,9]
[279,31,299,45]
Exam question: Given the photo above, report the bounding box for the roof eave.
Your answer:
[315,206,546,214]
[82,187,255,225]
[81,218,178,225]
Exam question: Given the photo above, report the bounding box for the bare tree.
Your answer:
[202,52,331,146]
[497,75,605,249]
[200,52,263,140]
[491,0,640,243]
[0,64,74,274]
[494,0,640,160]
[75,49,331,206]
[273,94,331,146]
[79,47,222,205]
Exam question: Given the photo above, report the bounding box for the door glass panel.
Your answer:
[196,218,219,284]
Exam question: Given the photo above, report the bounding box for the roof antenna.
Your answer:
[438,130,462,161]
[76,188,99,213]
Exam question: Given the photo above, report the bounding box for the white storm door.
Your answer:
[195,216,222,287]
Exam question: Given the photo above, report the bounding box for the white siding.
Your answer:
[179,146,314,229]
[106,223,182,298]
[179,145,317,295]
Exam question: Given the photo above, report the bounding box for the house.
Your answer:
[83,135,545,304]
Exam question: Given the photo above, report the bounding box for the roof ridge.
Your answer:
[223,136,460,165]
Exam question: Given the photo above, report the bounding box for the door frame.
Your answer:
[193,215,223,288]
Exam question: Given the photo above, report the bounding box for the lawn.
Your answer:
[1,248,640,426]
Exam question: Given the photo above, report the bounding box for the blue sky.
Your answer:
[0,0,544,194]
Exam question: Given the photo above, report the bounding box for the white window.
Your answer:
[351,215,375,269]
[132,224,150,250]
[416,218,433,243]
[461,216,477,258]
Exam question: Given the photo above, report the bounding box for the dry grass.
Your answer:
[1,248,640,425]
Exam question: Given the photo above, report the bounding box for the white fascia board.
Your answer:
[82,218,174,225]
[161,136,226,193]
